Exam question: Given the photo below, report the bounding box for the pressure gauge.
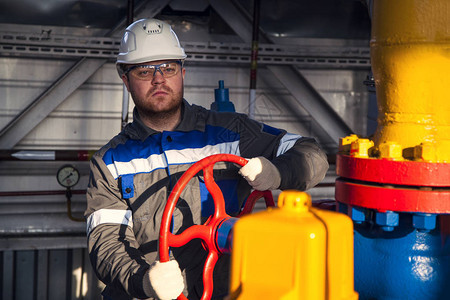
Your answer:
[57,164,80,188]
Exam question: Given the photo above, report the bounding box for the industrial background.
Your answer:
[0,0,448,299]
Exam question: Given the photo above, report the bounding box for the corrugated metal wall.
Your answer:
[1,248,103,300]
[0,159,101,299]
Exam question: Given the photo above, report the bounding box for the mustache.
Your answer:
[148,85,173,95]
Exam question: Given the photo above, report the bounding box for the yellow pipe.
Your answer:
[370,0,450,162]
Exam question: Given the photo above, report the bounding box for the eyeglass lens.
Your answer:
[127,62,181,80]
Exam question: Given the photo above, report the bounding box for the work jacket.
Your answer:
[85,99,329,299]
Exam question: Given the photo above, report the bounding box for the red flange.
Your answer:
[335,178,450,213]
[336,154,450,187]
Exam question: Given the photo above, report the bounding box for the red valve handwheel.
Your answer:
[159,154,248,300]
[237,190,275,217]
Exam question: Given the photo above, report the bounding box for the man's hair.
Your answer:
[116,64,128,77]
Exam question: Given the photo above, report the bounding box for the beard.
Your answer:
[132,84,184,120]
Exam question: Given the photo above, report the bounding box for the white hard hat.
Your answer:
[116,18,187,68]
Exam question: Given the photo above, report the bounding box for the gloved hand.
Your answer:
[143,260,185,300]
[238,156,281,191]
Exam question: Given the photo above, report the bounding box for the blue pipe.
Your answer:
[345,206,450,300]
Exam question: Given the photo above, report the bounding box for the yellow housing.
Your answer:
[371,0,450,162]
[229,191,358,300]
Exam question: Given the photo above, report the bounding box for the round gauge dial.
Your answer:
[57,164,80,188]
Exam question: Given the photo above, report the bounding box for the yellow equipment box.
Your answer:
[229,190,358,300]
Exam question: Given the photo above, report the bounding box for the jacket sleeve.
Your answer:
[236,114,329,191]
[272,137,329,191]
[85,151,151,299]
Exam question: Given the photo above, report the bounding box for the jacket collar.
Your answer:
[128,99,206,141]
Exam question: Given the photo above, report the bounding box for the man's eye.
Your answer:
[164,67,176,73]
[138,69,152,76]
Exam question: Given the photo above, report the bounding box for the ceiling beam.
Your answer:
[267,65,352,142]
[208,0,271,43]
[0,58,106,149]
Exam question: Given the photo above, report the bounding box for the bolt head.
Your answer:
[413,213,436,231]
[375,211,399,227]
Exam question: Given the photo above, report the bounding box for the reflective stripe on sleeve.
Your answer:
[276,133,302,156]
[86,209,133,236]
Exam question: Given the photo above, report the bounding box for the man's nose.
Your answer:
[151,69,166,84]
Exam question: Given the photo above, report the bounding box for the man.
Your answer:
[85,18,329,300]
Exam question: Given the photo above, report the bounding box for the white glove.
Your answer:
[238,157,281,191]
[143,260,185,300]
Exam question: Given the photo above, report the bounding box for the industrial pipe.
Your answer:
[65,189,85,222]
[121,0,134,130]
[371,0,450,162]
[0,150,94,161]
[248,0,261,119]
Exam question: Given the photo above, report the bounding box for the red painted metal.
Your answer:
[336,154,450,187]
[159,154,248,300]
[237,190,275,217]
[335,178,450,213]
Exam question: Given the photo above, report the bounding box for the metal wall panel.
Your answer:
[1,248,104,300]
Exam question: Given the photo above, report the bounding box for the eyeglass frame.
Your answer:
[124,60,183,80]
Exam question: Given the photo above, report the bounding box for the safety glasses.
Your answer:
[125,61,182,81]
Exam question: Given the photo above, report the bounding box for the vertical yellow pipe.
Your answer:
[371,0,450,162]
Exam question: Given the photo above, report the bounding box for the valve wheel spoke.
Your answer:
[168,225,211,248]
[201,251,219,300]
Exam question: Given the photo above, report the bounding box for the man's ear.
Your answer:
[121,74,130,91]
